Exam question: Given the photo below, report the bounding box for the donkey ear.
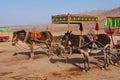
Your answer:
[13,32,15,34]
[70,31,72,34]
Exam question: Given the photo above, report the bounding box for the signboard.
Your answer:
[52,15,98,24]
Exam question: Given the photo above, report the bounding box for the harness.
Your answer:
[24,32,43,42]
[30,32,42,39]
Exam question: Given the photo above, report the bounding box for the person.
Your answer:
[87,29,96,41]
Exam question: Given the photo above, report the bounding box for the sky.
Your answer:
[0,0,120,26]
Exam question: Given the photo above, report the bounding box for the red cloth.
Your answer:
[79,23,83,31]
[95,23,99,30]
[30,32,42,38]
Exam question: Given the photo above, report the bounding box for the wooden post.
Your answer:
[51,22,54,36]
[79,23,83,49]
[96,30,98,35]
[109,26,115,48]
[79,31,82,49]
[68,13,71,32]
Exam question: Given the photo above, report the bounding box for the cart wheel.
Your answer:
[61,46,72,58]
[110,53,119,65]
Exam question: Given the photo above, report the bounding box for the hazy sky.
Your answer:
[0,0,120,26]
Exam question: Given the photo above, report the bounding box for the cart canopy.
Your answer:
[52,14,98,24]
[0,27,12,31]
[105,17,120,27]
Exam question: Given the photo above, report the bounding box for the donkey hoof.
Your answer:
[102,66,107,70]
[82,69,86,72]
[30,57,34,60]
[86,70,90,72]
[101,67,105,70]
[13,53,18,56]
[114,63,118,66]
[47,55,50,58]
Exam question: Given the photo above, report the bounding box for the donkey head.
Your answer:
[61,31,72,47]
[12,30,26,46]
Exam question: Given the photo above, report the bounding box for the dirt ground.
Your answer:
[0,30,120,80]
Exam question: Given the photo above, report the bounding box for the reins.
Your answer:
[16,42,30,50]
[15,42,47,51]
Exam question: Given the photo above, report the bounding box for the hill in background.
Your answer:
[80,7,120,28]
[7,6,120,33]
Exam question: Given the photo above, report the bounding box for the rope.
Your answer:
[16,43,30,50]
[80,41,93,48]
[80,39,110,50]
[95,40,105,47]
[15,42,48,51]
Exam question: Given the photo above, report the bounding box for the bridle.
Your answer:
[62,33,71,47]
[12,33,18,46]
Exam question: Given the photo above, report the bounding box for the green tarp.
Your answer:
[105,17,120,27]
[0,27,12,31]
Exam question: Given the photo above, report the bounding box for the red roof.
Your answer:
[107,16,120,18]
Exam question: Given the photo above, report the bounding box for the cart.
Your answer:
[51,14,113,71]
[0,27,11,41]
[104,16,120,65]
[52,13,99,57]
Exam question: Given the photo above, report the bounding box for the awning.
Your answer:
[0,27,12,31]
[105,17,120,27]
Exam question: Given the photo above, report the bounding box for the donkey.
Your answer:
[12,30,53,58]
[61,31,111,71]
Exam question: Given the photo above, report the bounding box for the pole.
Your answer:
[79,23,83,49]
[96,30,98,35]
[79,31,82,49]
[52,22,54,36]
[109,26,114,48]
[68,13,71,32]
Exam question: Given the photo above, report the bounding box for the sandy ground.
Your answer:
[0,30,120,80]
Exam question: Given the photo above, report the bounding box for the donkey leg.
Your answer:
[106,45,111,67]
[81,53,87,72]
[30,44,34,59]
[47,41,55,57]
[103,52,106,69]
[46,44,51,58]
[86,49,90,71]
[83,58,87,72]
[103,51,108,69]
[45,39,52,56]
[86,56,90,71]
[85,53,90,72]
[81,49,90,72]
[48,46,51,57]
[106,50,110,67]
